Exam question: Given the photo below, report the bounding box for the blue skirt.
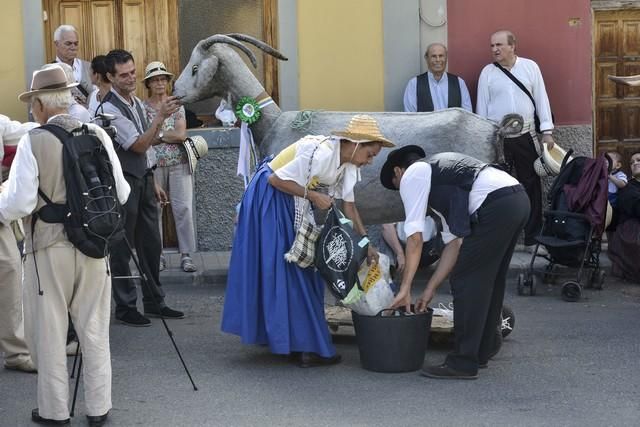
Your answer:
[221,165,335,357]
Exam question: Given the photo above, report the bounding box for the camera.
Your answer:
[93,113,118,141]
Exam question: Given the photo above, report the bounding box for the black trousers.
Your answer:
[503,133,543,245]
[110,172,166,317]
[445,187,530,374]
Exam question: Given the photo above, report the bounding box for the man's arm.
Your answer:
[0,135,39,224]
[129,97,180,154]
[459,78,473,112]
[382,223,405,273]
[415,237,463,312]
[403,78,418,112]
[476,67,490,117]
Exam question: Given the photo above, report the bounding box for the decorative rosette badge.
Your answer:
[235,96,262,124]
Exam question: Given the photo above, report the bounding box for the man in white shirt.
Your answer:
[0,64,130,425]
[53,24,93,107]
[403,43,473,112]
[476,30,555,247]
[380,145,529,379]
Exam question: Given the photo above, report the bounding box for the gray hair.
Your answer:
[33,90,73,110]
[54,25,77,41]
[424,43,448,58]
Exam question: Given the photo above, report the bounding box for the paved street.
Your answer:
[1,271,639,426]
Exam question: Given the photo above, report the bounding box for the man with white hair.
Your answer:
[0,64,130,425]
[0,115,38,374]
[53,24,93,107]
[403,42,472,112]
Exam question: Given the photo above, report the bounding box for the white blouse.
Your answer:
[270,135,360,202]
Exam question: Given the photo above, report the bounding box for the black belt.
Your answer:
[484,184,524,204]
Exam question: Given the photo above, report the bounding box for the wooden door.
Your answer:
[43,0,180,248]
[43,0,180,100]
[594,9,640,172]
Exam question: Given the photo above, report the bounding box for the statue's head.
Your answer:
[173,34,287,105]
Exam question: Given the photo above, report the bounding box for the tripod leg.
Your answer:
[70,352,82,417]
[70,340,80,379]
[121,237,198,391]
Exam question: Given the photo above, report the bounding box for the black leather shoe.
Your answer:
[116,310,151,327]
[87,411,109,426]
[298,352,341,368]
[144,306,185,319]
[31,408,70,425]
[421,364,478,380]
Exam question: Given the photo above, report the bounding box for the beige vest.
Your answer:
[23,115,82,254]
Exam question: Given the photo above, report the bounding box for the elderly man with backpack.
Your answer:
[0,64,130,425]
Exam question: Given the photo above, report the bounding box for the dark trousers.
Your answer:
[503,133,543,245]
[110,172,166,317]
[445,188,530,374]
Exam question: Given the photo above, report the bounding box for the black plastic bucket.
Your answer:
[351,306,433,373]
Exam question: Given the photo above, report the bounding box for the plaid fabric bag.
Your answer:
[284,141,324,268]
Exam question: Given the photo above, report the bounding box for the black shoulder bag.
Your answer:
[492,62,553,134]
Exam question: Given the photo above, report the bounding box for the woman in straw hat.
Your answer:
[142,61,197,273]
[221,115,394,367]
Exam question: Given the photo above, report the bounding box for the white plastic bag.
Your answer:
[344,253,395,316]
[215,93,237,127]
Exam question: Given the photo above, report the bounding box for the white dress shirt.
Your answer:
[399,161,519,241]
[0,117,130,224]
[403,72,473,112]
[476,56,554,133]
[271,136,360,202]
[55,56,82,84]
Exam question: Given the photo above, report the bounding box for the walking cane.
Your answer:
[70,351,82,417]
[113,237,198,391]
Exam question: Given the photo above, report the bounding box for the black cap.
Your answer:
[379,145,426,190]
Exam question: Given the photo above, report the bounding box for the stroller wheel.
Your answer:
[591,269,606,290]
[517,273,526,296]
[529,275,537,296]
[500,305,515,338]
[561,281,582,302]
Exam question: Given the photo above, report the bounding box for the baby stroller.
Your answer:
[517,152,611,302]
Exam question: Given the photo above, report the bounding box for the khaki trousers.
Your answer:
[0,224,30,366]
[23,242,112,421]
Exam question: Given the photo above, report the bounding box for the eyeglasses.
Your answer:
[63,41,79,47]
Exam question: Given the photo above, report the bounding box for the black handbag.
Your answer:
[315,205,369,300]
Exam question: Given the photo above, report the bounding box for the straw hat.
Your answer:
[143,61,173,81]
[18,64,78,102]
[183,135,208,174]
[541,142,572,175]
[331,114,394,147]
[380,145,426,190]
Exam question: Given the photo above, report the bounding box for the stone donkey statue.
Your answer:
[173,33,522,224]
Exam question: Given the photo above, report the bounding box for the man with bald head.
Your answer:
[477,30,555,248]
[53,24,93,107]
[403,42,472,112]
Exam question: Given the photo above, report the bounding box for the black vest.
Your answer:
[416,72,462,112]
[425,153,489,237]
[101,91,149,178]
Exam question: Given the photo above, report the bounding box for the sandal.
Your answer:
[181,256,197,272]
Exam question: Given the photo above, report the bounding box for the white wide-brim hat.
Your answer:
[542,142,572,175]
[183,135,208,174]
[144,61,173,81]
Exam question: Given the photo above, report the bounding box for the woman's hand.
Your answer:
[154,184,168,206]
[367,244,380,266]
[390,287,412,312]
[308,191,333,210]
[415,287,435,313]
[395,252,406,275]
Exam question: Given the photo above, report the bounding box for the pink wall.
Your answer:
[447,0,592,125]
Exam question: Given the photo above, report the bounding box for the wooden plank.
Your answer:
[263,0,279,104]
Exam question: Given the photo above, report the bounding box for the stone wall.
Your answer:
[188,127,244,251]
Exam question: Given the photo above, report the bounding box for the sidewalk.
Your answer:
[159,248,612,287]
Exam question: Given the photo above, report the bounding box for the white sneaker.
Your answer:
[66,341,79,357]
[4,358,37,373]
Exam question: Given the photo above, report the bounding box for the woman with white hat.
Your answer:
[221,115,394,367]
[142,61,197,273]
